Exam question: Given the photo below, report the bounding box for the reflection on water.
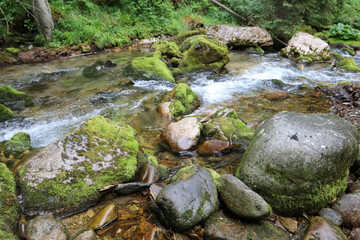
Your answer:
[0,49,358,147]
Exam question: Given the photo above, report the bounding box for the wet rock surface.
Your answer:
[219,174,272,220]
[318,208,343,226]
[26,215,68,240]
[204,210,290,240]
[333,192,360,228]
[197,140,234,156]
[161,117,201,152]
[302,216,346,240]
[17,115,139,216]
[237,112,359,215]
[90,203,117,230]
[152,167,219,232]
[206,25,273,48]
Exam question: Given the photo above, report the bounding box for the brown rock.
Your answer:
[350,228,360,240]
[198,140,234,155]
[158,102,172,119]
[303,216,346,240]
[279,217,298,234]
[136,164,160,183]
[90,203,117,230]
[264,91,290,101]
[122,221,165,240]
[161,117,201,152]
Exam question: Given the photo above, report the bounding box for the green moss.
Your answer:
[171,165,220,187]
[331,52,345,63]
[296,25,317,35]
[342,48,355,56]
[6,48,20,55]
[168,100,185,119]
[170,83,199,114]
[182,210,193,220]
[314,31,329,40]
[180,35,230,73]
[295,56,313,64]
[137,153,168,179]
[328,37,360,48]
[0,85,35,107]
[153,41,181,58]
[174,29,207,45]
[0,104,14,122]
[170,57,181,67]
[131,56,175,82]
[238,167,348,216]
[5,132,31,154]
[339,57,360,72]
[0,163,19,236]
[203,116,254,144]
[250,46,265,54]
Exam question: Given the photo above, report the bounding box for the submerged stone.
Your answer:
[90,203,117,230]
[152,167,219,232]
[0,103,14,122]
[130,56,175,82]
[180,35,230,73]
[237,112,359,216]
[0,163,19,240]
[18,115,139,216]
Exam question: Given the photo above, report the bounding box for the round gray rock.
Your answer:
[219,174,271,220]
[152,167,219,232]
[237,112,359,215]
[318,208,343,226]
[333,192,360,228]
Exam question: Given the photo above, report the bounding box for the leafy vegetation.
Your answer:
[0,0,359,48]
[329,23,360,40]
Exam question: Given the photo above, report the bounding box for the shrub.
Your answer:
[329,23,360,40]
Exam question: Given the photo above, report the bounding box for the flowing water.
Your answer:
[0,49,359,149]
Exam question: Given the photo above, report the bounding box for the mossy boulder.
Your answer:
[153,41,181,58]
[174,29,207,46]
[0,85,35,110]
[158,83,200,120]
[129,56,175,82]
[280,32,331,61]
[0,163,19,239]
[202,108,254,146]
[0,103,14,122]
[180,35,230,73]
[236,112,359,216]
[4,132,31,156]
[17,115,139,216]
[331,52,345,63]
[339,57,360,72]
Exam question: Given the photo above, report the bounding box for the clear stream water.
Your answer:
[0,49,359,148]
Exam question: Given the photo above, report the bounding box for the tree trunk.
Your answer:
[30,0,54,40]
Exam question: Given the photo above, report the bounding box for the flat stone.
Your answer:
[318,208,343,226]
[198,140,234,155]
[279,217,298,234]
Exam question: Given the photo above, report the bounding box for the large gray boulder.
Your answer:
[280,32,331,61]
[206,25,273,48]
[152,167,219,232]
[18,115,138,216]
[237,112,359,216]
